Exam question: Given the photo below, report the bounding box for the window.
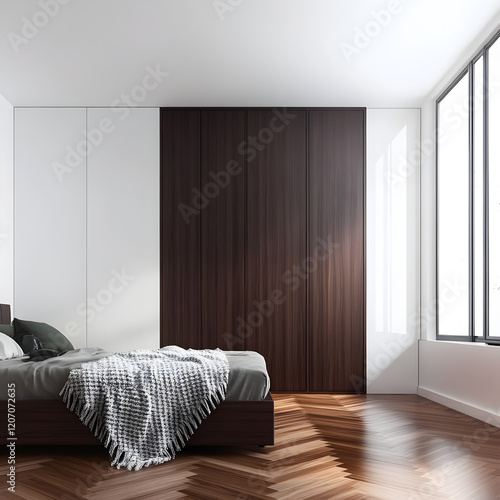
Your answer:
[437,71,470,338]
[437,30,500,344]
[488,39,500,338]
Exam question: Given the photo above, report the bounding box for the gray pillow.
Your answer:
[13,318,74,353]
[0,324,14,338]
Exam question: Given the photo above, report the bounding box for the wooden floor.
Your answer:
[2,394,500,499]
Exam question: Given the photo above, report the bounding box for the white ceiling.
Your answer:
[0,0,499,108]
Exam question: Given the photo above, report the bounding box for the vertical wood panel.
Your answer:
[308,109,365,392]
[159,107,365,393]
[160,109,201,348]
[0,304,10,324]
[201,110,245,348]
[246,109,307,391]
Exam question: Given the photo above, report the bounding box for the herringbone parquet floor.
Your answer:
[1,394,500,500]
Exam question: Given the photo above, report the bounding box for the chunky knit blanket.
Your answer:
[60,346,229,470]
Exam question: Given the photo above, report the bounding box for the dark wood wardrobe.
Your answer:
[160,108,365,393]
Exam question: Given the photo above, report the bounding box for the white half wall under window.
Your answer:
[366,108,420,394]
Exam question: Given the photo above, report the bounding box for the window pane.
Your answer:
[488,39,500,337]
[438,73,469,336]
[474,57,484,337]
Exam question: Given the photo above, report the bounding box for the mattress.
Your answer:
[0,348,270,401]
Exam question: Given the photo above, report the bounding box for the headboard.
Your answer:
[0,304,11,324]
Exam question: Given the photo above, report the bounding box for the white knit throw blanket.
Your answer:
[60,346,229,471]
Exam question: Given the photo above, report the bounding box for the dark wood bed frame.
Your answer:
[1,304,274,448]
[0,394,274,447]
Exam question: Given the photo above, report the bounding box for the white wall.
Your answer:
[366,109,420,394]
[0,94,13,312]
[419,18,500,424]
[420,98,436,342]
[419,340,500,425]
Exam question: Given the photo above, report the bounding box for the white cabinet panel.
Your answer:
[0,95,13,309]
[86,108,159,351]
[366,109,420,394]
[14,108,87,346]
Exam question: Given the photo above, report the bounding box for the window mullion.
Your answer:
[484,47,490,341]
[469,62,475,342]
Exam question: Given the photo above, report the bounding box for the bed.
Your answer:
[0,314,274,448]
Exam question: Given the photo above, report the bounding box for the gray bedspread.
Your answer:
[0,348,270,401]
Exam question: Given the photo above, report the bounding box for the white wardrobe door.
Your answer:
[14,108,87,347]
[0,96,13,310]
[86,108,159,351]
[366,109,420,394]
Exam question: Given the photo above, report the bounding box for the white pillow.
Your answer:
[0,332,24,360]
